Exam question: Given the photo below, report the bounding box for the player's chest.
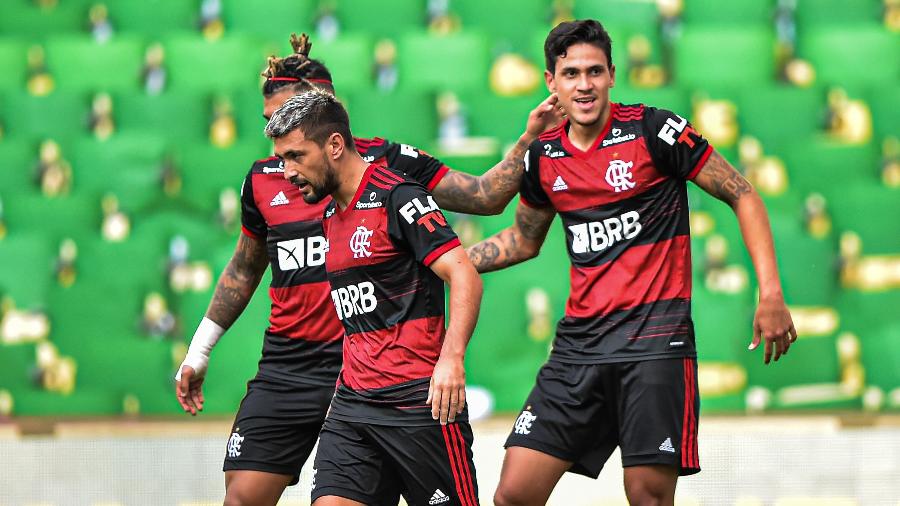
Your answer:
[541,137,664,211]
[324,208,395,272]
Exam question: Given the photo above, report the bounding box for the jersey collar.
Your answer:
[561,102,617,160]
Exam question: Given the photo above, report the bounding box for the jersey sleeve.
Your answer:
[387,183,460,267]
[240,171,267,239]
[642,106,714,180]
[382,139,450,191]
[519,142,550,208]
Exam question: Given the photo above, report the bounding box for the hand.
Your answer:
[748,295,797,365]
[427,355,466,425]
[175,365,206,415]
[525,93,564,138]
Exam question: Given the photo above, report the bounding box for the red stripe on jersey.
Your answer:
[428,165,451,191]
[341,315,445,391]
[442,425,472,506]
[451,424,478,506]
[254,155,279,164]
[370,171,396,187]
[423,238,461,267]
[241,225,261,239]
[566,235,691,318]
[268,282,343,342]
[368,178,393,190]
[374,166,404,183]
[687,145,714,180]
[539,124,565,141]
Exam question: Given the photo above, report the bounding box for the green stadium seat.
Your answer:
[346,89,437,149]
[177,141,270,213]
[2,92,90,142]
[794,0,883,27]
[232,89,268,142]
[337,0,426,40]
[107,0,200,37]
[675,27,776,90]
[869,86,900,138]
[164,35,266,93]
[0,234,53,309]
[69,134,167,174]
[0,39,26,92]
[398,30,489,92]
[311,34,375,94]
[799,26,900,89]
[573,0,660,32]
[44,36,145,93]
[0,143,38,197]
[0,1,85,36]
[681,0,775,25]
[736,86,826,153]
[114,91,210,143]
[781,138,881,200]
[859,323,900,393]
[452,0,550,53]
[768,211,838,306]
[744,332,842,397]
[828,183,900,254]
[222,0,315,40]
[3,193,97,243]
[460,88,549,145]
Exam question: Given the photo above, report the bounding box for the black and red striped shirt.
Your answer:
[520,103,714,363]
[239,138,449,385]
[322,164,461,425]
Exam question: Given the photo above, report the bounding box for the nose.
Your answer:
[282,162,297,181]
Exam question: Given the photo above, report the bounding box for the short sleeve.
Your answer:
[387,183,460,267]
[240,172,267,238]
[642,106,714,180]
[519,143,550,208]
[382,140,450,191]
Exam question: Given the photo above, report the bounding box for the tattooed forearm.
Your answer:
[694,151,753,207]
[433,136,531,215]
[466,202,554,273]
[206,234,268,328]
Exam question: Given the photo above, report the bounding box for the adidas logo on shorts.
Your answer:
[659,437,675,453]
[429,488,450,505]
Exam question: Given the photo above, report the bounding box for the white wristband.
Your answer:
[175,317,226,381]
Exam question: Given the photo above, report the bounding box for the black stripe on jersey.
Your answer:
[255,332,342,386]
[267,219,328,288]
[558,178,690,268]
[551,297,696,364]
[327,254,445,336]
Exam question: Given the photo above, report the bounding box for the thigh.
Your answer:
[367,422,479,506]
[504,360,619,479]
[224,381,333,484]
[224,470,294,506]
[494,446,571,506]
[617,357,700,476]
[312,418,391,505]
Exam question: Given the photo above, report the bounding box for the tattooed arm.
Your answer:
[432,94,561,216]
[175,233,268,415]
[467,201,555,273]
[693,151,796,364]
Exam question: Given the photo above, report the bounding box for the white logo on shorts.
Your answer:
[227,432,244,458]
[514,410,537,435]
[659,437,675,453]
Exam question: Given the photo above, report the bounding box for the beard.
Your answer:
[298,154,341,204]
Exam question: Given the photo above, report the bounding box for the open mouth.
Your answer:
[573,96,596,110]
[290,176,310,191]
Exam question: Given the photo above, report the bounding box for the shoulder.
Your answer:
[354,136,388,161]
[612,102,648,122]
[249,155,284,176]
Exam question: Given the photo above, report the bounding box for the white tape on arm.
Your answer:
[175,317,226,381]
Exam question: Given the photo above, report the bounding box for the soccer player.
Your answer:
[265,90,482,506]
[467,20,798,506]
[173,34,560,505]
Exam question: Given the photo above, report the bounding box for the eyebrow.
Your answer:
[561,64,606,73]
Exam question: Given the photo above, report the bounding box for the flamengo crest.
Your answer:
[349,225,374,258]
[605,159,636,193]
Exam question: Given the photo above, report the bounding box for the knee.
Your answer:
[624,480,672,506]
[223,489,261,506]
[494,485,530,506]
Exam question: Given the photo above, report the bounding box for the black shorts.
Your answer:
[505,357,700,478]
[312,417,480,506]
[222,378,335,485]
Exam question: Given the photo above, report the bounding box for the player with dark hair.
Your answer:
[173,34,560,505]
[266,90,482,506]
[467,19,797,506]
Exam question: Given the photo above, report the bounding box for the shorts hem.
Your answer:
[621,454,701,476]
[504,437,600,479]
[311,486,375,504]
[223,461,300,486]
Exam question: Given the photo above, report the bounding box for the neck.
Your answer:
[568,101,612,151]
[332,151,370,210]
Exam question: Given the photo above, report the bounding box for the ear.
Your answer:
[328,132,344,160]
[544,69,555,93]
[609,63,616,88]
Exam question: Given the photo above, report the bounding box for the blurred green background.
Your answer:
[0,0,898,417]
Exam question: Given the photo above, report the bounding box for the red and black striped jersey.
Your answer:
[322,164,461,425]
[239,138,449,385]
[520,103,714,363]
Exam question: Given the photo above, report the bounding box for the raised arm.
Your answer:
[432,94,562,215]
[467,201,555,273]
[692,151,797,364]
[175,232,268,415]
[427,246,483,424]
